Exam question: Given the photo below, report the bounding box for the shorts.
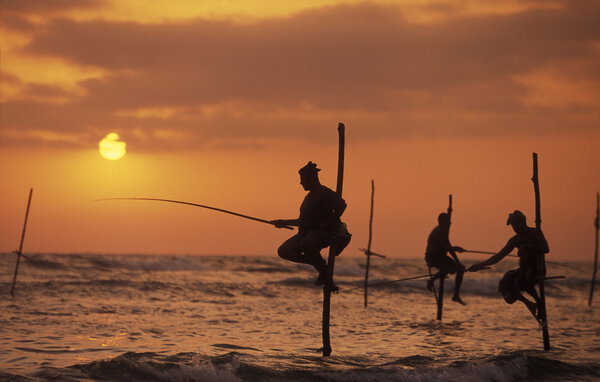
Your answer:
[426,255,460,274]
[498,266,538,303]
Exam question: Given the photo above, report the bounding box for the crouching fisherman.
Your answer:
[271,162,351,290]
[425,212,467,305]
[468,210,549,319]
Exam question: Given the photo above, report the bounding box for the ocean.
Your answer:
[1,253,598,382]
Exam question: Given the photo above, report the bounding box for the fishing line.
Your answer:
[95,197,293,230]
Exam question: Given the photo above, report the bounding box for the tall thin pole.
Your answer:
[436,276,445,320]
[363,180,375,307]
[436,194,452,321]
[532,153,551,350]
[11,189,33,297]
[589,192,599,306]
[322,123,345,357]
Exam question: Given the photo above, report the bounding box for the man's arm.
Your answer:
[447,243,461,262]
[270,218,299,228]
[467,239,515,272]
[447,240,465,269]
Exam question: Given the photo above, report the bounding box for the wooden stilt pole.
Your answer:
[10,188,33,297]
[589,192,599,306]
[322,123,345,357]
[436,276,445,320]
[436,194,452,321]
[532,153,551,350]
[447,194,453,234]
[363,180,375,308]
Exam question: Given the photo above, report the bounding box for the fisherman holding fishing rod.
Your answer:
[425,212,467,305]
[468,210,549,320]
[271,162,351,290]
[97,161,351,291]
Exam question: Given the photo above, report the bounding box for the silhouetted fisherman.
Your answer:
[468,210,549,319]
[271,162,350,289]
[425,212,467,305]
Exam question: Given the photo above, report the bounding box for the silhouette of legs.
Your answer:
[332,223,351,256]
[427,270,446,290]
[516,268,543,320]
[451,269,466,305]
[500,268,542,320]
[427,256,466,304]
[525,286,541,306]
[426,273,437,292]
[523,285,543,320]
[278,231,331,283]
[516,295,538,319]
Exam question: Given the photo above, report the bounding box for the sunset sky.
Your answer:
[1,0,599,262]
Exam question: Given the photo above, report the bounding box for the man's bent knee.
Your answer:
[277,244,289,259]
[277,238,301,261]
[502,292,517,304]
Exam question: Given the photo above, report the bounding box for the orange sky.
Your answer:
[1,0,599,261]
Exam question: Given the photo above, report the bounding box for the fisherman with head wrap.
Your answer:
[271,162,351,290]
[425,212,466,305]
[468,210,549,319]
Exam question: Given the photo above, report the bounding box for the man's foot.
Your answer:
[316,273,339,292]
[452,296,467,305]
[324,281,339,293]
[426,278,434,292]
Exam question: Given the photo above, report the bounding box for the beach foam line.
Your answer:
[4,351,596,382]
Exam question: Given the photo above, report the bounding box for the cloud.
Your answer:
[0,0,104,15]
[1,1,599,150]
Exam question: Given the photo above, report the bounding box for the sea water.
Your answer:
[0,253,598,381]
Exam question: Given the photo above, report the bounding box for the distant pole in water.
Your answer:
[322,123,345,357]
[532,153,551,350]
[436,194,452,321]
[11,188,33,297]
[589,192,599,306]
[363,180,375,308]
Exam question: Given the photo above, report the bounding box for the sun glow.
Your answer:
[99,133,127,160]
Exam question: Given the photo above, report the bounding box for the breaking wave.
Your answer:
[3,351,597,382]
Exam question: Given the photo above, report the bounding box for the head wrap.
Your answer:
[438,212,450,225]
[506,210,526,225]
[298,161,321,176]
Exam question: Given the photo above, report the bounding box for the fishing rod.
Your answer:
[343,266,495,294]
[462,249,578,272]
[95,198,294,230]
[12,250,31,261]
[462,249,519,258]
[358,247,386,259]
[462,249,496,255]
[343,274,432,293]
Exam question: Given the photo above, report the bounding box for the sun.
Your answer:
[99,133,127,160]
